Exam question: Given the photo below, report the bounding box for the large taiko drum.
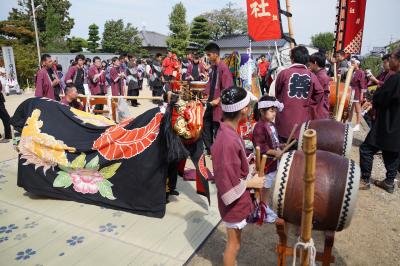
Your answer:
[329,81,354,120]
[273,150,360,232]
[297,119,353,158]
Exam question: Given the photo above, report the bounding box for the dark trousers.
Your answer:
[0,102,12,139]
[167,161,179,192]
[94,93,105,111]
[260,75,268,95]
[151,85,163,104]
[128,89,139,106]
[359,141,400,184]
[167,140,205,193]
[202,110,220,154]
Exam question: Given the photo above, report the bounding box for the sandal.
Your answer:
[374,180,395,194]
[359,179,371,190]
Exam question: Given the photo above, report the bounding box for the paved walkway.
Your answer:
[0,85,219,265]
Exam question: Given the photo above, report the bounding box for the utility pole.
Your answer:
[31,0,41,69]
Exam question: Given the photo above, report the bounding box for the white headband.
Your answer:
[258,100,284,112]
[221,92,251,112]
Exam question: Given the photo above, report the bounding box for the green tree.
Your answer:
[311,32,335,52]
[387,41,400,53]
[189,16,210,52]
[67,37,88,53]
[0,19,34,44]
[166,2,189,57]
[201,2,247,40]
[13,43,39,87]
[361,56,382,76]
[0,37,38,88]
[42,3,69,52]
[87,24,100,53]
[101,19,142,54]
[8,0,74,45]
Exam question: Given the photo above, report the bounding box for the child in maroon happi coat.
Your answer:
[211,86,265,266]
[252,95,285,223]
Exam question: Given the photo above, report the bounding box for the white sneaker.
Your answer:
[264,205,277,223]
[353,124,360,132]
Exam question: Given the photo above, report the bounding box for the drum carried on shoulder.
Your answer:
[329,81,354,121]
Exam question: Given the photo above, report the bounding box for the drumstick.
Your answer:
[259,154,267,177]
[255,146,261,171]
[286,123,298,145]
[255,154,268,202]
[281,139,297,156]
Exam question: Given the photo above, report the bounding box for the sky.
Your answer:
[1,0,399,54]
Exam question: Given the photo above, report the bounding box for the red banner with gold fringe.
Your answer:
[334,0,367,55]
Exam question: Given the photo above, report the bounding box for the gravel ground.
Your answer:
[189,122,400,266]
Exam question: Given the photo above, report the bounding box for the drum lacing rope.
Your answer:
[292,237,316,266]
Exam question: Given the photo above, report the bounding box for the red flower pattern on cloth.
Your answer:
[92,112,163,160]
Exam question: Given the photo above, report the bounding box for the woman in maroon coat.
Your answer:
[110,56,126,96]
[349,58,367,131]
[310,52,331,113]
[186,54,206,81]
[211,86,264,266]
[64,54,86,95]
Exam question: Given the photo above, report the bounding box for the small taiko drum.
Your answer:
[189,81,208,100]
[329,81,354,120]
[273,150,360,232]
[298,119,353,158]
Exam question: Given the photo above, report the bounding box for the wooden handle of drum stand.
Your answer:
[300,129,317,266]
[254,146,261,200]
[255,146,261,172]
[257,155,267,201]
[334,74,342,117]
[336,66,354,122]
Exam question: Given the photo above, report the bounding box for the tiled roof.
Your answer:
[215,34,287,48]
[140,31,167,48]
[139,31,198,50]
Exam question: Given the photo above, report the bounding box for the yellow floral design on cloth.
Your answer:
[70,108,115,127]
[19,109,76,174]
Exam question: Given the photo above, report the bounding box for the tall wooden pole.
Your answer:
[333,62,337,83]
[334,74,342,117]
[300,129,317,266]
[336,66,354,121]
[285,0,295,49]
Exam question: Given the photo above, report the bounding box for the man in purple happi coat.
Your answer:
[34,54,58,100]
[203,43,234,154]
[275,46,327,142]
